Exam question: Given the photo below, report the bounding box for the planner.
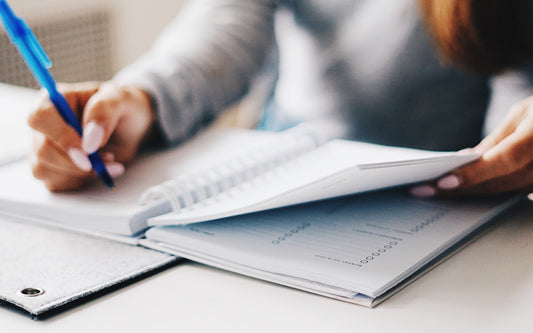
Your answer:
[141,190,519,307]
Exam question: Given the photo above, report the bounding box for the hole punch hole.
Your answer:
[18,287,45,297]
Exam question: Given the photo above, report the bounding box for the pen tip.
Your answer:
[101,172,115,188]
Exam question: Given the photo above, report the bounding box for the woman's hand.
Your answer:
[411,96,533,197]
[28,81,155,191]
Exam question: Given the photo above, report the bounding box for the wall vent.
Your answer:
[0,9,113,88]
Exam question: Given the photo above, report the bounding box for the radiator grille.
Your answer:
[0,9,113,88]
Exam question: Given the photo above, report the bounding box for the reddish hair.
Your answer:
[418,0,533,73]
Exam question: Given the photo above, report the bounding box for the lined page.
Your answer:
[146,190,515,297]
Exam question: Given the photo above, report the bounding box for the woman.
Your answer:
[27,0,533,194]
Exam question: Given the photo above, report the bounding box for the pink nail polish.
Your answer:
[101,152,115,161]
[409,185,436,198]
[437,175,461,190]
[106,162,125,178]
[68,148,92,172]
[82,122,105,154]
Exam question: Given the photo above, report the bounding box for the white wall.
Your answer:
[9,0,188,73]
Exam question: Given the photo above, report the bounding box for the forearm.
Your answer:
[114,0,280,144]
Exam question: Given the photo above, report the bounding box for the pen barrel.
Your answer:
[88,152,114,187]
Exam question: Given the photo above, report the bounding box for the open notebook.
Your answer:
[0,124,479,238]
[0,120,520,307]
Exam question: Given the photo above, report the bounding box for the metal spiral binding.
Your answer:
[139,125,325,212]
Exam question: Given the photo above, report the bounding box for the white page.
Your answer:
[149,140,478,225]
[146,190,517,298]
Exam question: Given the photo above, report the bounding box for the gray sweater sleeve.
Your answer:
[113,0,279,144]
[484,61,533,136]
[483,5,533,136]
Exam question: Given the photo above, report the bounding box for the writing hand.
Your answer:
[411,96,533,197]
[28,81,155,191]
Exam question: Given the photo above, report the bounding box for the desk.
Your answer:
[1,83,532,332]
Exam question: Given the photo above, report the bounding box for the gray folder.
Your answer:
[0,214,178,319]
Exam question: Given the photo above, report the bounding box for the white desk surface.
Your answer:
[1,83,533,332]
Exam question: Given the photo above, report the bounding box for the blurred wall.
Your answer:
[6,0,188,76]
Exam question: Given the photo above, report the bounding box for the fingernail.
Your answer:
[409,185,436,198]
[437,175,461,190]
[106,162,125,178]
[68,148,92,172]
[82,122,105,154]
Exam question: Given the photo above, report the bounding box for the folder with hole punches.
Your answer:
[0,214,178,319]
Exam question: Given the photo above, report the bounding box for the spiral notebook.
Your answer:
[0,84,520,314]
[0,117,520,309]
[0,124,478,239]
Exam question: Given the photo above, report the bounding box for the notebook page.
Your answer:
[145,190,516,297]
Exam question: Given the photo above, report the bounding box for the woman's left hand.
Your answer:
[411,96,533,197]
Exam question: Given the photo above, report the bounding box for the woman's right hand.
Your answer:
[28,81,156,191]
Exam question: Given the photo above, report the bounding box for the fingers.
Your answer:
[30,132,93,191]
[458,166,533,194]
[410,97,533,197]
[474,100,529,154]
[426,164,533,197]
[27,82,140,191]
[30,131,125,192]
[456,102,533,188]
[28,82,102,169]
[31,132,93,177]
[27,90,84,155]
[27,81,154,191]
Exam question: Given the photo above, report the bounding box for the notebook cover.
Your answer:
[0,214,179,319]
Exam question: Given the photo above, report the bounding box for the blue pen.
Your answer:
[0,0,114,187]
